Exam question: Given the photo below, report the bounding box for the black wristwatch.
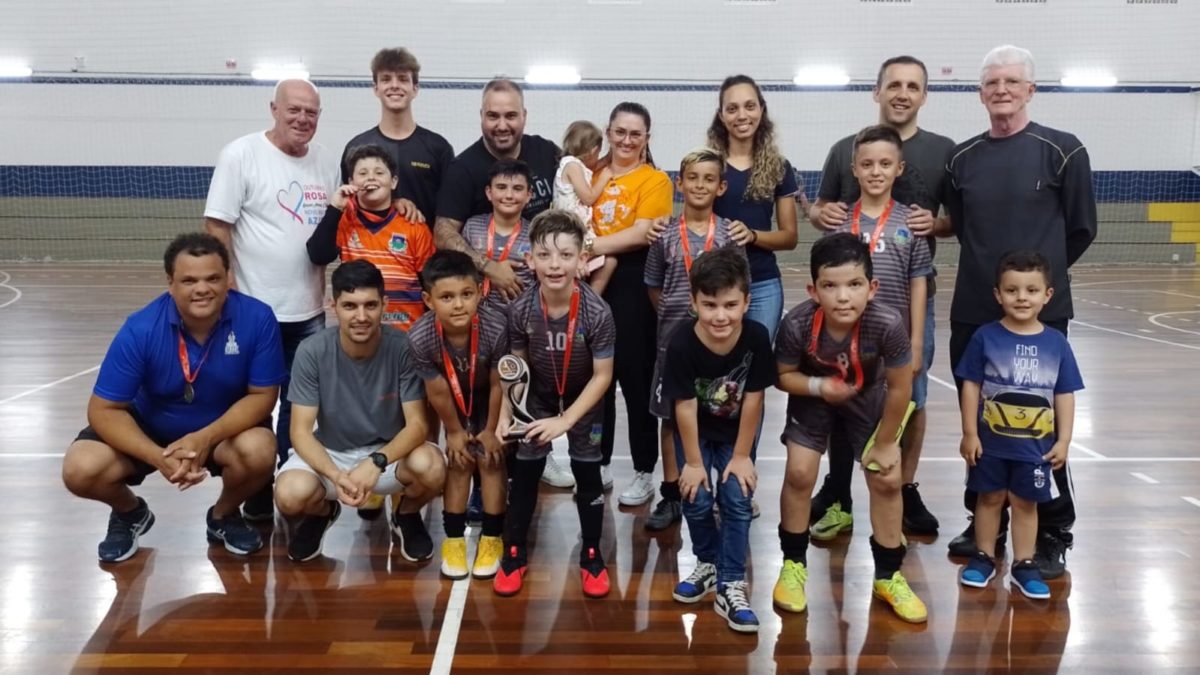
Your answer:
[368,451,388,472]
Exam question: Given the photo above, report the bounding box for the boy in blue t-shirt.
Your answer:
[954,251,1083,599]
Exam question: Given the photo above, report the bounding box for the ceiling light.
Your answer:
[1060,71,1117,88]
[793,66,850,87]
[0,62,33,78]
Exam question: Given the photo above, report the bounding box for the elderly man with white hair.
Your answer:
[939,45,1097,579]
[205,78,340,520]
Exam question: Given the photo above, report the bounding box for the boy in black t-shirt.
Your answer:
[773,233,926,623]
[494,210,616,599]
[665,248,774,634]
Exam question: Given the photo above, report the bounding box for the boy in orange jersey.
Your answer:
[308,144,436,331]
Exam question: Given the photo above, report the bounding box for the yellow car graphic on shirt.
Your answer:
[982,390,1055,439]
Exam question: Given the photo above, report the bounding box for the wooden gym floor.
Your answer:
[1,264,1198,674]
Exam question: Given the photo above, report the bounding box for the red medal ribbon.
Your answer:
[808,308,864,391]
[436,315,479,431]
[177,327,217,401]
[540,282,580,414]
[481,216,522,298]
[679,214,717,277]
[850,200,895,256]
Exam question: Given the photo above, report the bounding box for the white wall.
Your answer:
[0,82,1194,173]
[2,0,1198,84]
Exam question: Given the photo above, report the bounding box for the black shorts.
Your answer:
[74,415,270,486]
[781,385,886,460]
[515,392,604,463]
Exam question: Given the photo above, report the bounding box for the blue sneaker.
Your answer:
[960,551,997,588]
[1011,559,1051,599]
[672,562,717,603]
[467,485,483,526]
[206,506,263,555]
[714,580,759,633]
[98,498,155,563]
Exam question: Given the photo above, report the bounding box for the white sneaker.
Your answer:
[540,453,576,489]
[618,471,656,506]
[600,464,614,491]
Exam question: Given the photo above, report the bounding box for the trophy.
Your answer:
[498,354,535,442]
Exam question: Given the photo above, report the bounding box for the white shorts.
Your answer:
[277,444,406,500]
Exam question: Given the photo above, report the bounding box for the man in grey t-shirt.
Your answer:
[274,261,445,564]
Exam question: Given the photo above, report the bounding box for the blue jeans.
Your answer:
[674,433,753,584]
[276,314,326,465]
[746,277,784,344]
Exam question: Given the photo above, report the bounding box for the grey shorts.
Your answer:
[516,393,604,462]
[781,385,885,459]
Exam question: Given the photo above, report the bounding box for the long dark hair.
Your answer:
[706,75,785,202]
[608,101,656,169]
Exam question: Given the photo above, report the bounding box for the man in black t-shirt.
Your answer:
[340,48,454,226]
[940,45,1096,580]
[809,56,953,539]
[433,78,560,301]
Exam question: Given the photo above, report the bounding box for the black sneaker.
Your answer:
[242,483,275,523]
[466,485,483,526]
[288,501,341,562]
[1034,531,1069,580]
[902,483,940,535]
[206,507,264,555]
[98,498,155,563]
[645,498,682,531]
[391,508,434,562]
[809,479,835,526]
[947,516,1008,558]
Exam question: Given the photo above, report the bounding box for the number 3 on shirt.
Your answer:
[545,331,567,352]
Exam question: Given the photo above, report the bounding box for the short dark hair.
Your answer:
[487,159,532,187]
[528,209,585,250]
[331,260,385,299]
[853,124,904,159]
[370,47,421,85]
[876,55,928,90]
[995,250,1052,287]
[164,232,229,277]
[344,144,396,177]
[420,250,481,291]
[483,78,523,101]
[810,232,873,281]
[690,247,750,297]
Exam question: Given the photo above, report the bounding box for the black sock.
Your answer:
[503,456,546,552]
[779,526,810,565]
[481,511,505,538]
[870,535,907,580]
[572,459,604,553]
[442,511,467,539]
[660,480,681,502]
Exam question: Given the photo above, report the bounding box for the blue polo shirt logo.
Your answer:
[225,331,240,355]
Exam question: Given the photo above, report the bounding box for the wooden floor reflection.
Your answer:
[2,264,1199,673]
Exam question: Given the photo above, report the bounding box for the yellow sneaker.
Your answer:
[440,537,469,580]
[872,571,927,623]
[773,559,808,613]
[472,535,503,579]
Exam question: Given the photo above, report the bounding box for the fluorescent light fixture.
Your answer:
[1060,71,1117,88]
[250,63,309,81]
[0,62,33,78]
[793,66,850,87]
[525,65,581,85]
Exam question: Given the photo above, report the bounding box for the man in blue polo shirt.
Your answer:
[61,233,286,563]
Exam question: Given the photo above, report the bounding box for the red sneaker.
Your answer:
[493,546,527,597]
[580,547,610,598]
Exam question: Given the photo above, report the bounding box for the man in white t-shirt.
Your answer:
[204,78,339,520]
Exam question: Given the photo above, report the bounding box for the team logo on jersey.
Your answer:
[389,234,409,254]
[894,228,912,246]
[1033,466,1046,490]
[349,232,362,248]
[225,331,240,356]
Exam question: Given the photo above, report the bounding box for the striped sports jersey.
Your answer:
[462,213,534,311]
[335,207,435,330]
[508,281,615,401]
[408,304,510,431]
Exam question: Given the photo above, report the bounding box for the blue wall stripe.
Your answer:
[0,76,1194,94]
[1,166,1197,202]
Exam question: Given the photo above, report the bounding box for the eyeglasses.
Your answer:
[609,128,646,142]
[981,77,1029,92]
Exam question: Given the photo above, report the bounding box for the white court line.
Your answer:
[429,573,471,675]
[1155,290,1200,300]
[1070,319,1200,351]
[1183,497,1200,510]
[1072,276,1198,288]
[1148,311,1200,337]
[926,373,1106,459]
[0,365,100,406]
[1130,472,1160,484]
[0,271,22,309]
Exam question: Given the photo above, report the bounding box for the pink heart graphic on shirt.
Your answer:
[277,181,305,223]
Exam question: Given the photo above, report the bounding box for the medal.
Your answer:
[178,327,217,405]
[183,382,195,403]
